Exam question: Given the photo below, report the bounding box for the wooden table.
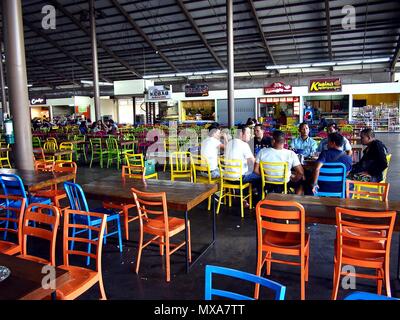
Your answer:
[82,176,218,272]
[0,169,76,192]
[264,193,400,279]
[0,253,70,300]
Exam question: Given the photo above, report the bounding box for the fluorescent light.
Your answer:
[159,73,176,78]
[362,57,390,64]
[5,84,32,89]
[143,75,159,79]
[212,70,228,74]
[336,60,363,65]
[266,65,288,69]
[175,72,193,77]
[81,80,113,86]
[193,71,212,75]
[311,61,336,67]
[289,63,311,68]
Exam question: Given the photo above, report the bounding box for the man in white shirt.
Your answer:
[201,123,226,178]
[225,124,255,179]
[254,130,305,195]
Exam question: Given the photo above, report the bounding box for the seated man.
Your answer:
[249,124,272,156]
[350,128,388,182]
[254,130,304,195]
[311,132,353,195]
[317,123,352,156]
[201,123,226,178]
[290,122,318,157]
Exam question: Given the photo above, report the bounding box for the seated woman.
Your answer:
[349,128,388,182]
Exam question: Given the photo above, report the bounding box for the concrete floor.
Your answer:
[48,133,400,300]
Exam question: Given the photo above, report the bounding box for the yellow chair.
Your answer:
[381,154,392,183]
[124,152,158,179]
[346,180,389,202]
[43,141,57,162]
[0,143,11,168]
[259,161,289,198]
[217,158,252,218]
[170,151,192,182]
[191,154,218,211]
[58,142,73,163]
[163,138,178,172]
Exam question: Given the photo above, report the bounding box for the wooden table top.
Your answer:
[0,169,76,192]
[264,193,400,230]
[82,176,218,212]
[0,253,70,300]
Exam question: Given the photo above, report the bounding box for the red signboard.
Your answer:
[264,82,292,94]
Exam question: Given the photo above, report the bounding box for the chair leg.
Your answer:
[300,256,305,300]
[165,237,171,282]
[116,216,123,253]
[90,150,94,168]
[266,252,272,275]
[86,228,92,266]
[123,208,129,240]
[216,188,223,214]
[249,185,253,209]
[331,260,341,300]
[240,189,244,218]
[305,251,310,282]
[159,236,164,256]
[135,226,143,274]
[384,264,392,297]
[254,251,264,299]
[207,196,211,211]
[98,274,107,300]
[377,268,383,295]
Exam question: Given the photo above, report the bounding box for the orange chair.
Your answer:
[34,159,54,172]
[0,195,26,255]
[255,199,310,300]
[102,165,140,240]
[18,203,60,265]
[33,162,77,211]
[131,187,191,282]
[346,180,389,202]
[54,209,107,300]
[331,207,396,299]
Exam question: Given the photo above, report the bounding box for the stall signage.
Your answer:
[264,82,292,94]
[309,78,342,92]
[147,86,171,100]
[30,97,47,105]
[185,84,209,97]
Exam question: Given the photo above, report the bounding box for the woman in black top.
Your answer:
[350,128,388,182]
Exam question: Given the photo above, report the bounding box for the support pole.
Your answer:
[227,0,235,128]
[90,0,101,121]
[3,0,34,170]
[0,44,8,117]
[132,96,136,125]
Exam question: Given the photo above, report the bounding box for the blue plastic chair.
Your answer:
[204,265,286,300]
[314,162,346,198]
[344,291,399,300]
[63,181,123,265]
[0,173,51,239]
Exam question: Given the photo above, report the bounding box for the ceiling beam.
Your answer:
[27,55,82,87]
[109,0,178,72]
[47,0,141,77]
[391,35,400,70]
[325,0,333,60]
[246,0,276,65]
[176,0,226,69]
[23,18,111,83]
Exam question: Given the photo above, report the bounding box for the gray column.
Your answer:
[227,0,235,128]
[132,96,136,125]
[0,44,8,117]
[90,0,101,121]
[3,0,33,170]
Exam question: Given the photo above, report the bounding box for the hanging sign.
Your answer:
[184,84,209,97]
[30,97,47,105]
[147,85,172,100]
[309,78,342,92]
[264,82,292,94]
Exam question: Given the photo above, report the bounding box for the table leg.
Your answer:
[185,210,189,274]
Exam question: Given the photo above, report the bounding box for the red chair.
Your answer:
[54,209,107,300]
[131,187,191,282]
[331,207,396,299]
[0,195,26,255]
[255,199,310,300]
[18,203,60,265]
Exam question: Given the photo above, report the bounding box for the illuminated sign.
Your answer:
[30,97,47,105]
[185,84,209,97]
[309,78,342,92]
[264,82,292,94]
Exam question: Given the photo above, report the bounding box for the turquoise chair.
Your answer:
[314,162,347,198]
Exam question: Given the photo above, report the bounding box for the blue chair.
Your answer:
[63,181,123,265]
[344,291,399,300]
[0,173,51,239]
[314,162,346,198]
[204,265,286,300]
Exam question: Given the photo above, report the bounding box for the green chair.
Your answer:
[106,137,121,169]
[74,134,87,163]
[89,138,109,168]
[32,136,41,148]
